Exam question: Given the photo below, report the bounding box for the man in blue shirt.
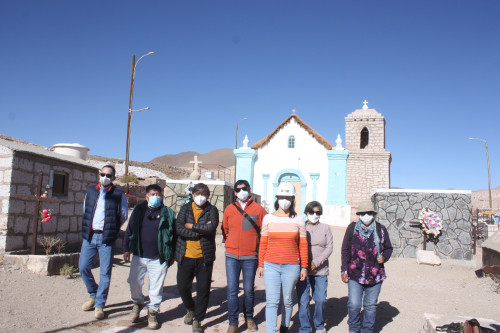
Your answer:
[79,165,128,319]
[123,184,176,330]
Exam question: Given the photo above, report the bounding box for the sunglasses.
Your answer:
[358,212,374,216]
[310,211,322,216]
[235,187,249,193]
[100,173,113,179]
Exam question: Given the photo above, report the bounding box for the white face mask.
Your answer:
[236,190,250,202]
[100,176,112,187]
[307,213,321,224]
[194,195,207,206]
[360,213,374,225]
[278,198,291,210]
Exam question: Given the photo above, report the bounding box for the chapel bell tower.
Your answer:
[344,101,391,209]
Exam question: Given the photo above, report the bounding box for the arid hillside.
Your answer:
[150,148,234,168]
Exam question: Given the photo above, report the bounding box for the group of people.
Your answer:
[78,165,393,333]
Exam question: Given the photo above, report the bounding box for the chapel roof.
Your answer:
[251,112,333,150]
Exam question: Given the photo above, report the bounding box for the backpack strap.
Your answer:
[348,222,356,242]
[233,203,260,234]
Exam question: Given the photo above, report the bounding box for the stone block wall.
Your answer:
[1,151,98,252]
[163,180,261,233]
[164,181,234,225]
[346,152,391,211]
[373,189,473,260]
[0,146,14,252]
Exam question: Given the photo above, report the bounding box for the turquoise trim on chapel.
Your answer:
[234,148,257,188]
[326,149,349,205]
[309,173,320,201]
[262,173,270,204]
[272,168,307,213]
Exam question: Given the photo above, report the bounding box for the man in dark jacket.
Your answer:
[79,165,128,319]
[175,183,219,333]
[123,184,176,330]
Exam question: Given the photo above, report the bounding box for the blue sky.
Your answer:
[1,0,499,191]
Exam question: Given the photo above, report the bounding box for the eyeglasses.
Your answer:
[235,187,249,193]
[100,173,113,179]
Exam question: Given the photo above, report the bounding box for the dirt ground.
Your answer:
[0,227,499,333]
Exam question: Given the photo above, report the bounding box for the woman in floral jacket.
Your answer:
[341,201,393,333]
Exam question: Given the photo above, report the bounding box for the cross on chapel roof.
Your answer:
[363,100,369,110]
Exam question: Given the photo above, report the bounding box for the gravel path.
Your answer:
[1,227,498,333]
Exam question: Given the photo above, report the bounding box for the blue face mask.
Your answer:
[148,196,162,208]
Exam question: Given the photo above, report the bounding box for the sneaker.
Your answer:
[82,298,95,311]
[245,319,257,332]
[147,309,159,330]
[129,302,144,323]
[279,326,288,333]
[184,309,195,325]
[227,324,238,333]
[316,330,327,333]
[192,319,202,333]
[94,307,104,320]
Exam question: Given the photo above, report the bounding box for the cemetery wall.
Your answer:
[373,189,473,260]
[163,180,261,233]
[1,151,97,252]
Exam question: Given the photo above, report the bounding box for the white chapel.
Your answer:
[234,102,391,226]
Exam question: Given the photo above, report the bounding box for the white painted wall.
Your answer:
[252,118,330,206]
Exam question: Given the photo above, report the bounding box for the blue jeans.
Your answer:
[296,275,328,333]
[79,233,115,308]
[263,262,300,333]
[225,257,258,326]
[347,280,383,333]
[128,255,168,312]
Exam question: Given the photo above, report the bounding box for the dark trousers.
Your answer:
[177,257,214,321]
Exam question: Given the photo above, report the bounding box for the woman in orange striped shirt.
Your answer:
[257,182,309,333]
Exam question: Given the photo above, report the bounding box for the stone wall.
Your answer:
[1,151,98,252]
[373,189,473,260]
[164,181,234,225]
[346,152,391,211]
[163,180,261,232]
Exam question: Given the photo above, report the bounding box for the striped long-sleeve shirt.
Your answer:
[258,213,308,269]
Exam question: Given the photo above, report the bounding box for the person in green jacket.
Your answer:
[123,184,176,330]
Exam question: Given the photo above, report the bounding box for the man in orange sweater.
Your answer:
[222,180,267,333]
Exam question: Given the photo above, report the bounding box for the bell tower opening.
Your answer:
[360,127,369,149]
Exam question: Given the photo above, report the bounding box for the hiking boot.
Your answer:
[94,307,104,320]
[147,309,160,330]
[184,309,195,325]
[129,302,144,323]
[245,319,257,332]
[227,324,238,333]
[81,298,95,311]
[192,319,202,333]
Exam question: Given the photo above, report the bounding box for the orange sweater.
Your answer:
[222,199,267,259]
[258,213,308,268]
